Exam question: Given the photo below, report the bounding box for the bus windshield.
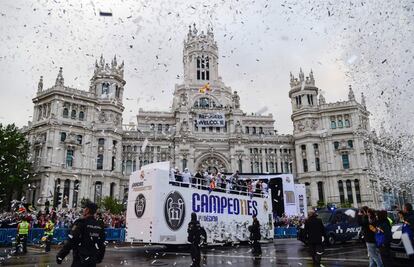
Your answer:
[316,211,332,224]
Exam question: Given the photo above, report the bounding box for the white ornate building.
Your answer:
[24,24,412,210]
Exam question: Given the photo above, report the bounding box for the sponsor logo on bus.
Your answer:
[135,194,146,218]
[191,193,258,216]
[164,191,186,231]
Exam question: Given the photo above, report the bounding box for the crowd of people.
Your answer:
[170,168,269,197]
[0,206,126,230]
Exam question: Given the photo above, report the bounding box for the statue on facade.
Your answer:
[348,85,355,101]
[235,120,242,133]
[181,93,188,107]
[38,76,43,92]
[319,94,326,105]
[232,91,240,109]
[55,67,64,86]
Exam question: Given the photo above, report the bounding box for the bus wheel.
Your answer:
[327,234,335,246]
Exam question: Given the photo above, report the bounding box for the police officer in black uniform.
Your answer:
[56,201,106,267]
[248,214,262,257]
[187,212,202,267]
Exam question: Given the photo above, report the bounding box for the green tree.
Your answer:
[0,124,33,211]
[101,196,124,214]
[317,200,326,208]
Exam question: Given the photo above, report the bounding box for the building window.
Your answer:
[60,132,67,142]
[245,126,249,134]
[102,82,109,94]
[98,138,105,145]
[259,127,263,134]
[303,159,308,172]
[110,182,116,198]
[150,123,155,130]
[315,157,321,171]
[94,182,102,203]
[317,181,324,202]
[133,160,137,171]
[269,162,274,173]
[338,120,343,128]
[238,159,243,172]
[115,85,120,98]
[126,160,132,175]
[331,120,337,129]
[73,180,79,208]
[63,108,69,118]
[301,144,306,151]
[346,180,353,203]
[348,140,353,148]
[209,127,213,132]
[111,156,115,171]
[252,127,256,134]
[334,141,339,150]
[76,135,82,145]
[342,154,350,169]
[66,149,74,167]
[338,181,345,204]
[97,154,104,170]
[313,143,318,150]
[165,124,170,132]
[79,111,85,121]
[196,56,210,80]
[71,110,77,119]
[157,124,162,133]
[344,119,350,127]
[63,179,70,208]
[355,179,361,203]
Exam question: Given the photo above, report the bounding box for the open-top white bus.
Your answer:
[126,162,306,245]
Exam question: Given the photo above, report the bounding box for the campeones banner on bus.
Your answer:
[196,113,225,127]
[192,193,258,216]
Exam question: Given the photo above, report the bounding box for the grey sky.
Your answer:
[0,0,412,134]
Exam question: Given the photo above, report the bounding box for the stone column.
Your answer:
[351,180,358,208]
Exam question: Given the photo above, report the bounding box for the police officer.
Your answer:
[187,212,202,267]
[44,215,55,252]
[56,201,105,266]
[304,210,326,266]
[16,216,30,254]
[248,214,262,257]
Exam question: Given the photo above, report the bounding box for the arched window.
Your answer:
[94,181,102,203]
[66,149,74,167]
[98,138,105,145]
[165,124,170,132]
[354,179,361,203]
[338,180,345,204]
[344,119,350,127]
[315,157,321,171]
[252,127,257,134]
[97,154,104,170]
[63,108,69,118]
[60,132,67,142]
[301,144,306,151]
[338,119,343,128]
[331,120,337,129]
[196,56,210,80]
[198,97,212,108]
[157,124,162,133]
[346,180,353,203]
[285,162,290,173]
[126,160,132,175]
[348,140,353,148]
[334,141,339,150]
[79,111,85,121]
[71,110,76,119]
[245,126,249,134]
[342,154,350,169]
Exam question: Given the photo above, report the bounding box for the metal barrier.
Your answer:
[0,228,126,245]
[274,227,298,239]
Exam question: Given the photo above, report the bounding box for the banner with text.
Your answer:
[196,113,225,127]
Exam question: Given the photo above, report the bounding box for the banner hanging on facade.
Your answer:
[196,113,225,127]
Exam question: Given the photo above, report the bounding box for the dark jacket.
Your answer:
[357,214,376,243]
[187,220,202,244]
[304,216,325,244]
[404,211,414,232]
[57,216,106,267]
[248,219,261,241]
[377,219,392,246]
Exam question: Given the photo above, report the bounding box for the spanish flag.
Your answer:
[199,83,211,94]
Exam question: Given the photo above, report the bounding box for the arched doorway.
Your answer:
[196,154,229,174]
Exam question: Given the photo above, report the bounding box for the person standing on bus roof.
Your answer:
[304,210,325,266]
[182,168,191,188]
[248,214,262,257]
[187,212,202,267]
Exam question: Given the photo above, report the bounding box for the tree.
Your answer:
[101,196,124,214]
[0,124,33,211]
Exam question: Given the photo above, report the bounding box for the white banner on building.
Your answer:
[196,113,225,127]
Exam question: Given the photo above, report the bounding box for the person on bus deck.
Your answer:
[194,170,202,188]
[174,167,183,184]
[187,212,202,267]
[182,168,191,188]
[169,167,176,185]
[304,210,325,266]
[261,180,269,198]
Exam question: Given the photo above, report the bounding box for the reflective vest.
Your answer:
[45,221,54,236]
[387,217,393,226]
[18,221,29,235]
